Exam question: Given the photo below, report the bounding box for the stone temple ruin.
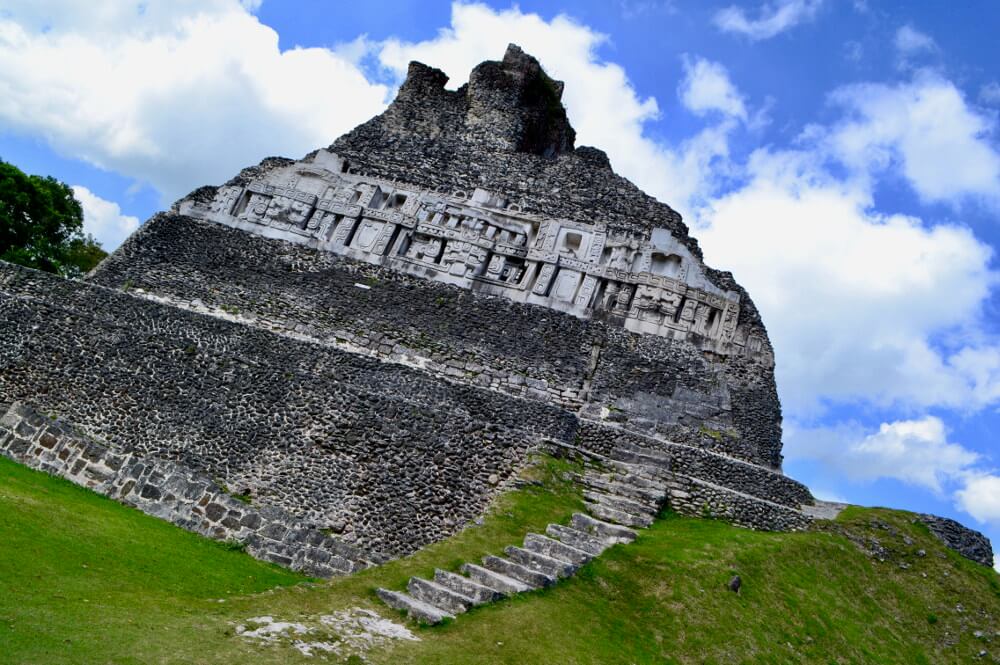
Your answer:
[0,45,992,582]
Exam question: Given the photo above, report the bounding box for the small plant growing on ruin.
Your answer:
[217,481,252,504]
[221,539,247,553]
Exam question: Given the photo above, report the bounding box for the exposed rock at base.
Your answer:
[919,514,994,568]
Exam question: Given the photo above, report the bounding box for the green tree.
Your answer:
[0,159,107,276]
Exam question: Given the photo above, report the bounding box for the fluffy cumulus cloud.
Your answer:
[71,186,140,251]
[823,75,1000,205]
[794,417,978,493]
[0,0,388,202]
[955,474,1000,525]
[712,0,823,41]
[695,146,998,415]
[788,418,1000,528]
[981,82,1000,106]
[894,25,937,57]
[678,56,747,121]
[687,71,1000,421]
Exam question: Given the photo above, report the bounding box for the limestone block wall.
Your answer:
[92,214,600,409]
[587,327,783,468]
[576,422,813,509]
[0,402,373,576]
[918,514,994,568]
[90,214,783,470]
[662,473,812,532]
[0,261,576,558]
[1,259,820,559]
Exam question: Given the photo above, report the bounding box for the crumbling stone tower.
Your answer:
[0,46,823,574]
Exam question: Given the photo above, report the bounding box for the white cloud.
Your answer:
[787,417,979,493]
[894,25,937,56]
[713,0,822,41]
[824,75,1000,205]
[678,56,747,121]
[980,81,1000,106]
[789,418,1000,529]
[852,418,978,492]
[0,1,388,203]
[71,185,140,251]
[954,474,1000,525]
[695,146,998,415]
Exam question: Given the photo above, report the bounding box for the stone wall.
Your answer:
[0,402,372,576]
[90,214,783,470]
[585,327,782,467]
[918,514,994,568]
[91,213,600,409]
[664,473,812,532]
[1,257,817,541]
[576,422,813,509]
[0,261,576,559]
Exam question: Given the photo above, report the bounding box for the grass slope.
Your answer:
[1,455,997,664]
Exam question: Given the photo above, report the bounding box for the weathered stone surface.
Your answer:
[460,563,531,595]
[918,514,994,568]
[544,524,608,556]
[376,589,454,624]
[91,46,782,471]
[0,402,371,577]
[433,569,503,605]
[407,577,473,615]
[569,513,637,544]
[481,554,555,589]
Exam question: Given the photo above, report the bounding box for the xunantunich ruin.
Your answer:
[0,45,991,616]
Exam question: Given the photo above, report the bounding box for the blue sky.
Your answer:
[1,1,999,568]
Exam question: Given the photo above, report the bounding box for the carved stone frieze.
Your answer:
[179,149,757,358]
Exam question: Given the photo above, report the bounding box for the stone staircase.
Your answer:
[375,459,664,624]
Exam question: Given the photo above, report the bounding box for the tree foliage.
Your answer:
[0,159,107,276]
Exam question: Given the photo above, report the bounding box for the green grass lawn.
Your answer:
[1,454,997,664]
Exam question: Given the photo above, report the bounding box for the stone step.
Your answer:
[504,545,578,579]
[482,554,555,589]
[376,588,453,625]
[433,569,504,605]
[523,533,593,565]
[579,474,665,505]
[583,489,658,518]
[608,460,667,484]
[461,563,532,596]
[585,501,653,528]
[570,512,637,543]
[545,523,610,555]
[615,472,669,493]
[407,576,473,614]
[611,445,671,468]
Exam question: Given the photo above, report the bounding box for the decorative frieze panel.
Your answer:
[179,149,758,357]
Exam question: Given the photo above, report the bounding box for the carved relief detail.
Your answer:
[192,150,764,359]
